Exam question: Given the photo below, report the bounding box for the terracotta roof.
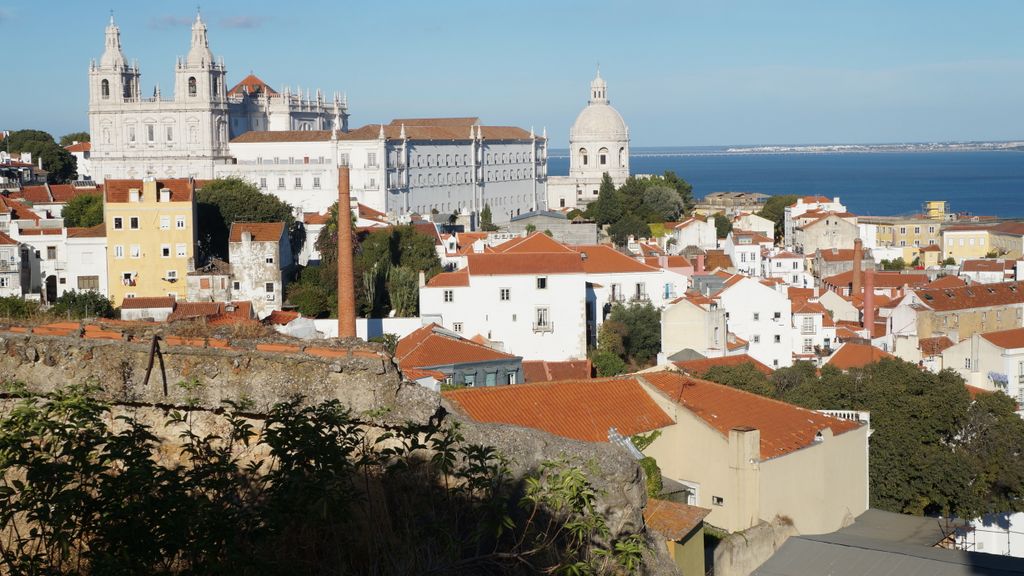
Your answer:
[643,255,691,269]
[15,185,51,203]
[817,248,857,262]
[444,377,674,443]
[575,244,658,274]
[966,385,992,399]
[771,251,800,259]
[980,327,1024,349]
[227,73,279,97]
[357,203,387,222]
[787,287,815,305]
[671,216,708,229]
[231,130,334,143]
[0,231,17,245]
[730,229,773,244]
[0,196,40,222]
[913,281,1024,312]
[493,232,574,254]
[919,244,941,252]
[794,195,832,204]
[962,259,1013,272]
[704,249,733,271]
[17,228,62,235]
[992,222,1024,236]
[303,212,330,225]
[923,275,966,289]
[103,179,193,203]
[644,499,711,541]
[206,301,256,326]
[824,270,928,290]
[264,310,300,325]
[726,333,749,351]
[521,359,593,383]
[919,336,955,356]
[231,120,536,144]
[396,324,517,370]
[411,221,442,246]
[639,242,665,256]
[466,252,583,275]
[826,343,895,370]
[642,371,861,460]
[229,221,285,243]
[390,117,478,127]
[403,368,446,381]
[673,354,773,375]
[64,141,91,153]
[120,296,175,310]
[50,185,100,203]
[166,301,223,323]
[426,269,469,287]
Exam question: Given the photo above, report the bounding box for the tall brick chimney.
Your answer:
[852,238,863,296]
[863,270,875,333]
[337,167,357,338]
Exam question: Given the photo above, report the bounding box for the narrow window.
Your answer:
[188,77,197,97]
[101,79,110,99]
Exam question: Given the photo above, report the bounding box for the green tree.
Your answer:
[591,349,628,377]
[59,131,91,147]
[51,290,115,319]
[61,192,104,228]
[4,129,56,151]
[608,213,648,246]
[480,203,498,231]
[589,173,624,226]
[757,194,797,240]
[699,363,774,396]
[5,129,77,183]
[713,214,733,238]
[641,185,685,222]
[606,302,661,367]
[286,266,335,317]
[880,257,906,271]
[943,257,957,266]
[195,178,295,260]
[525,223,537,233]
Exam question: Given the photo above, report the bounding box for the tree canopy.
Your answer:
[608,214,649,246]
[195,178,296,261]
[50,290,115,319]
[697,359,1024,519]
[713,214,733,239]
[61,193,104,228]
[756,194,797,240]
[586,171,695,234]
[480,203,498,231]
[59,132,91,147]
[595,303,661,370]
[4,129,76,183]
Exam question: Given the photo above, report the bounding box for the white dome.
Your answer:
[570,103,628,142]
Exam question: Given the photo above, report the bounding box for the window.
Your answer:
[188,76,197,97]
[128,127,136,143]
[313,177,321,189]
[166,270,177,280]
[129,245,140,258]
[536,277,547,289]
[77,276,99,291]
[752,335,760,344]
[166,126,173,141]
[712,496,724,506]
[579,148,588,166]
[232,281,240,291]
[113,217,123,230]
[453,322,463,333]
[443,289,454,303]
[265,282,274,293]
[259,178,267,189]
[535,307,550,327]
[753,312,760,321]
[114,245,124,259]
[0,277,10,288]
[101,79,110,99]
[774,334,781,343]
[965,357,972,370]
[294,177,302,189]
[367,152,377,167]
[147,124,154,142]
[176,216,186,229]
[801,316,815,334]
[46,246,56,260]
[803,338,813,353]
[464,373,476,387]
[792,262,799,269]
[500,288,510,301]
[160,216,170,230]
[129,217,139,230]
[278,177,285,189]
[773,312,781,321]
[161,244,171,258]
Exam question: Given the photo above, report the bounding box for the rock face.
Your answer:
[0,330,680,575]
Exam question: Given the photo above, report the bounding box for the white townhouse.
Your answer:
[419,251,588,361]
[792,300,837,361]
[733,212,775,240]
[716,275,795,368]
[942,328,1024,406]
[763,250,813,287]
[65,225,109,297]
[668,216,717,252]
[783,195,846,244]
[721,230,773,277]
[228,222,293,319]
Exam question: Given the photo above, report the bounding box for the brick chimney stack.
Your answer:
[337,167,356,338]
[852,238,863,296]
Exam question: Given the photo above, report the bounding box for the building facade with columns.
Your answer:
[87,14,343,183]
[547,71,631,210]
[219,118,547,220]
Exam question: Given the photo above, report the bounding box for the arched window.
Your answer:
[101,79,110,99]
[619,147,626,167]
[599,147,609,165]
[188,77,197,97]
[579,148,588,166]
[446,154,452,166]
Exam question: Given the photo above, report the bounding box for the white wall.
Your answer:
[719,278,794,368]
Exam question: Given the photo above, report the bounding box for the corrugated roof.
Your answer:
[444,377,674,443]
[229,221,285,243]
[642,371,861,460]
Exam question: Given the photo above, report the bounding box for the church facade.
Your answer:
[546,71,631,210]
[87,14,344,183]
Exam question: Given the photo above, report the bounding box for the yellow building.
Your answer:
[104,178,197,306]
[942,225,992,264]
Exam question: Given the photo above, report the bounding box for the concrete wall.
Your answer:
[506,214,599,245]
[712,518,798,576]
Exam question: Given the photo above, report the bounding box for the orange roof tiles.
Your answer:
[0,196,40,222]
[817,248,857,262]
[67,224,106,238]
[919,336,955,356]
[704,249,733,271]
[0,231,17,245]
[103,179,194,203]
[426,269,469,287]
[914,281,1024,312]
[396,324,517,370]
[231,120,537,144]
[494,231,574,254]
[644,499,711,541]
[229,221,285,243]
[264,310,300,325]
[15,185,51,203]
[303,212,330,225]
[64,141,91,153]
[642,371,861,460]
[466,252,583,275]
[673,354,773,375]
[962,259,1013,272]
[167,302,224,323]
[643,255,691,269]
[923,275,966,289]
[444,377,674,443]
[826,342,894,370]
[980,327,1024,349]
[357,203,387,222]
[576,244,658,273]
[227,73,279,97]
[521,359,593,383]
[824,270,929,290]
[120,296,176,310]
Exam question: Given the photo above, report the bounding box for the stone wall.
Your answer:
[712,517,799,576]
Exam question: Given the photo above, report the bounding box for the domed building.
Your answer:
[547,70,631,209]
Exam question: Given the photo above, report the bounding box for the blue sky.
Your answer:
[2,0,1022,147]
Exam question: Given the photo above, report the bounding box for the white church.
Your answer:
[87,14,344,182]
[546,70,631,210]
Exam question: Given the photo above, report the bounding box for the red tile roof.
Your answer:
[67,224,106,238]
[357,203,387,222]
[704,249,733,271]
[824,270,929,290]
[444,377,674,443]
[980,327,1024,349]
[231,120,537,144]
[303,212,330,225]
[642,371,861,460]
[673,354,773,375]
[919,336,955,356]
[521,359,593,383]
[644,499,711,541]
[826,342,894,370]
[643,255,691,269]
[466,252,583,275]
[396,324,517,370]
[0,231,17,246]
[0,196,40,222]
[962,259,1013,272]
[493,232,573,254]
[51,185,100,203]
[575,244,658,274]
[229,221,285,243]
[817,248,857,262]
[64,141,91,153]
[923,275,966,289]
[227,73,279,97]
[120,296,176,310]
[15,185,51,203]
[103,179,194,203]
[913,281,1024,312]
[426,269,469,287]
[167,301,224,323]
[264,310,301,325]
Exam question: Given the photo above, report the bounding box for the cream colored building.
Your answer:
[104,178,196,305]
[942,226,992,263]
[942,328,1024,405]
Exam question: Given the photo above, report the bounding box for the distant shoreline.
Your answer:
[547,142,1024,159]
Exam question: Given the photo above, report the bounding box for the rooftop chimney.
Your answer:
[696,254,705,274]
[863,269,875,333]
[337,167,356,338]
[852,238,863,296]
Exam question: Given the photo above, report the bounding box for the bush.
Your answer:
[591,349,628,377]
[51,290,115,319]
[0,296,40,319]
[62,193,104,228]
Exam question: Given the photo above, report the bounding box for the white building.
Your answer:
[65,142,93,181]
[227,222,293,319]
[792,300,837,361]
[783,196,846,244]
[547,70,630,209]
[220,118,547,220]
[721,230,773,277]
[668,216,717,252]
[0,232,23,297]
[763,250,812,287]
[733,212,774,240]
[65,225,108,297]
[716,275,795,368]
[88,14,341,182]
[942,328,1024,405]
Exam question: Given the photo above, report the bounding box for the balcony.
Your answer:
[630,293,649,303]
[818,409,872,436]
[364,163,380,169]
[609,293,626,303]
[532,321,554,333]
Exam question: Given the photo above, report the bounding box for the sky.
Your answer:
[2,0,1023,147]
